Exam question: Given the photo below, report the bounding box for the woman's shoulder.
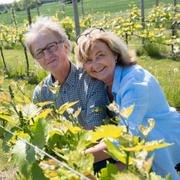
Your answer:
[122,64,154,83]
[113,64,157,93]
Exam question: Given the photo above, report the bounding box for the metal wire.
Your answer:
[0,124,90,180]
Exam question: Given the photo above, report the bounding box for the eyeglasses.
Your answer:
[76,28,105,44]
[33,41,63,60]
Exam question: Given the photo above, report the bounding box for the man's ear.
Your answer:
[63,41,70,52]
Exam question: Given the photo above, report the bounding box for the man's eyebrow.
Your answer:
[35,46,46,53]
[35,42,55,53]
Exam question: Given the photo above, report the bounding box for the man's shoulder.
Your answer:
[34,74,51,91]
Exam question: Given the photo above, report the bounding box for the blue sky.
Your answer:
[0,0,16,4]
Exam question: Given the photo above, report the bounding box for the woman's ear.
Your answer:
[113,53,118,63]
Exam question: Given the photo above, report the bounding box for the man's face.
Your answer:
[31,31,69,73]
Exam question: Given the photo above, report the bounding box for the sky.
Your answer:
[0,0,16,4]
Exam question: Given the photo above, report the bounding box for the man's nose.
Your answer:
[43,49,52,58]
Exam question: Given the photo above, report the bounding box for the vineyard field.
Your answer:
[0,0,175,25]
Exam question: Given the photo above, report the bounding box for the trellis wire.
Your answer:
[0,123,90,180]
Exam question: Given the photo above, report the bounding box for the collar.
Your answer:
[112,64,139,96]
[112,65,123,96]
[48,63,77,88]
[63,63,77,88]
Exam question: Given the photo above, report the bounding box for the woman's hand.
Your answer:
[85,141,110,163]
[85,141,125,171]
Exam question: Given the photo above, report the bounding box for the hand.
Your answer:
[85,142,110,163]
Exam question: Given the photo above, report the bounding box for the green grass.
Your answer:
[0,48,180,108]
[0,49,47,83]
[139,56,180,109]
[0,0,174,25]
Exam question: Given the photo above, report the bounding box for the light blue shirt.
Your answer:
[33,63,109,130]
[112,65,180,179]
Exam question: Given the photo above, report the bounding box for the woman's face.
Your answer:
[83,40,117,85]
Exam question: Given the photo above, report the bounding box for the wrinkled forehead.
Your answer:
[30,31,58,52]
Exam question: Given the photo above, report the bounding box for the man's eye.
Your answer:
[47,44,56,50]
[36,51,43,56]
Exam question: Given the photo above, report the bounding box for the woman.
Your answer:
[76,28,180,179]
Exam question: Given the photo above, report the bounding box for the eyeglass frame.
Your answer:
[33,40,64,60]
[76,28,105,44]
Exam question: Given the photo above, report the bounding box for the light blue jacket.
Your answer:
[112,65,180,179]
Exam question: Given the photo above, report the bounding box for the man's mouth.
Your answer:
[47,59,56,65]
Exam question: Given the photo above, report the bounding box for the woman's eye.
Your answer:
[97,53,104,58]
[86,59,92,63]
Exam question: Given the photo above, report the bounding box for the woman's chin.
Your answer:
[92,75,105,82]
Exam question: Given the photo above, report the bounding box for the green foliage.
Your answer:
[99,163,119,180]
[0,4,179,80]
[0,77,172,179]
[60,16,75,41]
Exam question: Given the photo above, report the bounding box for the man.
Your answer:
[24,16,109,130]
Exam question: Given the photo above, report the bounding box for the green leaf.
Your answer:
[66,150,94,175]
[66,124,83,134]
[35,108,52,121]
[57,101,79,115]
[36,101,53,108]
[31,162,48,180]
[144,141,172,151]
[10,131,30,145]
[112,172,141,180]
[139,118,155,137]
[73,108,81,118]
[121,144,143,152]
[49,80,61,94]
[99,163,118,180]
[0,114,17,124]
[47,131,64,150]
[31,119,47,149]
[105,139,133,165]
[88,125,123,143]
[120,104,134,119]
[26,145,36,164]
[149,172,166,180]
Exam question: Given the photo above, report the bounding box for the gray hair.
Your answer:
[25,16,71,55]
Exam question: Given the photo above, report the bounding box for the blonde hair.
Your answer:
[76,28,137,66]
[25,16,71,55]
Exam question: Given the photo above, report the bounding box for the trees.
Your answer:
[14,0,41,24]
